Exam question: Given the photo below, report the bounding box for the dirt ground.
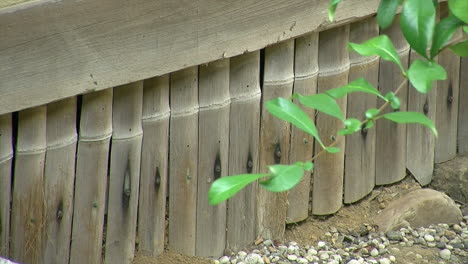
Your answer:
[133,176,466,264]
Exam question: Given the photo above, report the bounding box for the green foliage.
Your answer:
[326,78,387,101]
[449,0,468,23]
[400,0,436,59]
[207,0,467,206]
[450,40,468,57]
[260,165,304,192]
[385,92,401,110]
[431,15,464,59]
[328,0,344,21]
[377,0,399,29]
[297,93,344,121]
[382,112,438,137]
[208,173,267,205]
[349,35,405,74]
[407,60,447,93]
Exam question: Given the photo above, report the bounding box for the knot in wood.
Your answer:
[423,101,429,115]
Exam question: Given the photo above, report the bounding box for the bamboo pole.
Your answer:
[313,25,350,215]
[257,39,295,239]
[69,89,113,264]
[435,3,460,163]
[104,82,143,264]
[376,15,409,185]
[226,51,261,251]
[168,67,199,255]
[344,17,379,204]
[138,75,170,257]
[0,114,12,257]
[11,106,47,264]
[43,98,77,264]
[196,59,230,257]
[287,33,318,223]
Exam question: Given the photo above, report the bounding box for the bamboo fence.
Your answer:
[0,3,466,264]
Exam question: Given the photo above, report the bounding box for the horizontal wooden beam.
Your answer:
[0,0,379,114]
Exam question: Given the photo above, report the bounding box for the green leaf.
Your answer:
[326,78,387,101]
[464,26,468,34]
[297,93,344,121]
[377,0,400,29]
[407,59,447,93]
[364,120,375,130]
[365,108,380,119]
[260,165,304,192]
[349,35,405,73]
[208,173,267,205]
[449,0,468,23]
[328,0,344,21]
[450,40,468,57]
[383,111,438,137]
[430,15,464,59]
[338,118,362,136]
[400,0,436,59]
[303,162,314,171]
[266,97,322,139]
[326,147,341,153]
[385,92,401,110]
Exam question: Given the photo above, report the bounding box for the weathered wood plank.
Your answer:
[10,106,47,264]
[435,49,460,163]
[344,17,378,204]
[435,3,460,163]
[226,52,261,251]
[0,0,382,115]
[105,82,143,264]
[138,75,170,257]
[286,33,318,223]
[459,57,468,154]
[376,16,409,185]
[196,59,230,257]
[43,98,77,264]
[0,114,12,257]
[69,89,113,264]
[257,40,294,239]
[312,25,349,215]
[168,67,199,255]
[407,50,437,186]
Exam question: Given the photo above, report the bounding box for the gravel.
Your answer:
[213,215,468,264]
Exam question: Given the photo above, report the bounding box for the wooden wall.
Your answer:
[0,1,463,263]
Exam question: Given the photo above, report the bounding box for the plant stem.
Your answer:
[310,78,408,162]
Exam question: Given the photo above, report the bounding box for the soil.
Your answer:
[133,176,466,264]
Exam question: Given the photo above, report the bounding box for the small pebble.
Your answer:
[439,249,451,260]
[370,248,379,257]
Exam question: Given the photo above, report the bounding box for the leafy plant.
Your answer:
[208,0,468,206]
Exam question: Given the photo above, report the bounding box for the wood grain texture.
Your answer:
[459,57,468,154]
[0,114,12,257]
[407,50,436,186]
[0,0,381,115]
[344,17,378,204]
[69,89,113,264]
[312,25,349,215]
[105,82,143,264]
[257,39,294,239]
[435,4,460,163]
[43,98,77,264]
[10,106,46,264]
[226,52,261,251]
[196,59,230,257]
[375,16,409,185]
[138,75,170,257]
[286,33,318,223]
[168,67,199,255]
